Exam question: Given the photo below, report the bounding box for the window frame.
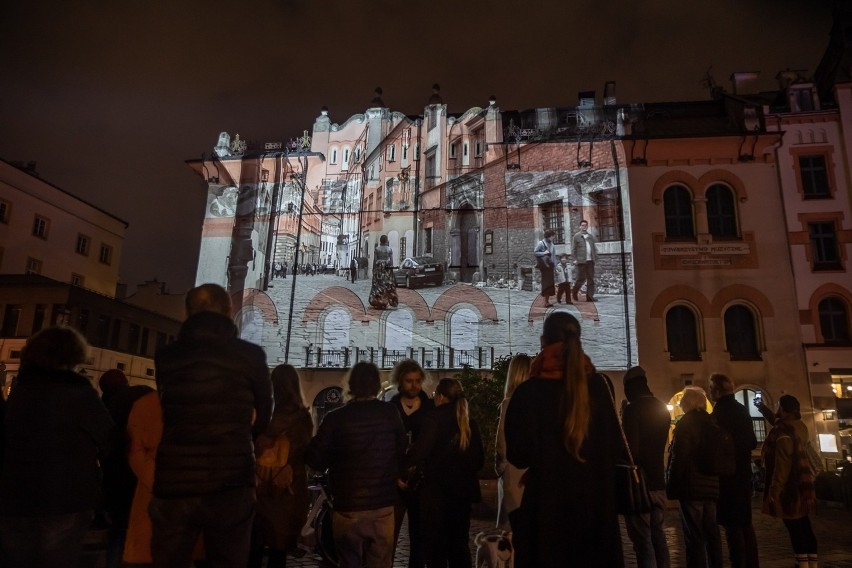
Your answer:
[706,184,739,239]
[25,256,42,275]
[808,221,841,271]
[32,214,50,239]
[591,189,620,242]
[0,199,10,224]
[665,304,702,361]
[818,296,850,345]
[723,304,762,361]
[663,185,695,240]
[76,234,90,256]
[99,243,113,265]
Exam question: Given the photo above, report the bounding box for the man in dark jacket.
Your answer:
[150,283,273,568]
[306,362,406,568]
[389,359,435,568]
[667,386,723,568]
[622,366,672,568]
[709,373,760,568]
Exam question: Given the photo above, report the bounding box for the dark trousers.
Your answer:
[782,516,817,556]
[149,486,255,568]
[0,510,93,568]
[679,500,723,568]
[394,490,425,568]
[572,261,595,299]
[722,523,760,568]
[556,283,572,303]
[421,496,472,568]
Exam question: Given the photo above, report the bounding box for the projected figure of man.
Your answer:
[571,220,598,302]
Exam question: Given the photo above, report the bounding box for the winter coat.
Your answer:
[410,400,484,504]
[666,409,720,502]
[761,416,815,520]
[0,366,113,516]
[712,394,757,525]
[505,342,623,568]
[305,398,406,512]
[622,392,671,492]
[124,392,203,564]
[254,408,313,551]
[495,396,526,526]
[153,311,273,498]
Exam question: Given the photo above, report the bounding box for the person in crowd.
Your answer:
[495,354,532,529]
[306,362,406,568]
[149,283,273,567]
[708,373,759,568]
[622,365,672,568]
[350,256,358,284]
[505,312,623,567]
[249,364,313,568]
[667,386,723,568]
[409,378,484,568]
[389,359,435,568]
[533,229,557,307]
[554,254,573,305]
[761,395,818,568]
[571,219,598,302]
[281,263,287,279]
[0,327,114,568]
[99,369,154,568]
[370,235,399,310]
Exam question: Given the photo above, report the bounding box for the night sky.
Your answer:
[0,0,835,294]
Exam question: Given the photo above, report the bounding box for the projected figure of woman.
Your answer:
[369,235,398,309]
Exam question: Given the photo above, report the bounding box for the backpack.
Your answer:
[698,416,736,477]
[256,434,294,492]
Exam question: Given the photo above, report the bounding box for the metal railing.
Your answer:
[303,346,495,369]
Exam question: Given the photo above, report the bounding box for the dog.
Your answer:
[474,530,513,568]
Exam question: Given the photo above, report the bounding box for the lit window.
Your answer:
[76,234,90,256]
[819,296,850,345]
[99,244,113,265]
[706,184,738,238]
[666,305,701,361]
[32,215,49,239]
[799,155,830,199]
[664,185,694,240]
[724,305,761,360]
[808,222,840,271]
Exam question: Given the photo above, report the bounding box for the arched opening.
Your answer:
[666,305,701,360]
[663,185,694,240]
[449,307,478,366]
[724,304,761,360]
[312,386,344,427]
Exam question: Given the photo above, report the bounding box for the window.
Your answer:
[32,215,49,239]
[99,244,113,265]
[808,222,841,270]
[25,257,42,275]
[76,234,90,256]
[424,228,433,254]
[724,305,761,360]
[733,388,767,442]
[128,324,141,355]
[449,142,457,159]
[0,199,9,224]
[706,184,738,238]
[474,140,483,157]
[110,320,122,350]
[428,107,438,130]
[156,331,168,350]
[342,148,350,170]
[71,273,84,287]
[354,146,361,163]
[591,189,619,242]
[666,305,701,360]
[402,144,408,161]
[52,304,69,326]
[32,304,46,334]
[664,185,694,239]
[1,304,22,337]
[540,201,565,244]
[399,237,407,261]
[96,315,111,347]
[388,145,395,162]
[819,297,850,345]
[140,328,150,356]
[330,148,338,164]
[799,155,830,199]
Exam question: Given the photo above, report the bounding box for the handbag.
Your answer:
[534,241,552,270]
[601,374,653,515]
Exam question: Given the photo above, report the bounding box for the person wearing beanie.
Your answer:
[99,369,129,406]
[622,366,672,568]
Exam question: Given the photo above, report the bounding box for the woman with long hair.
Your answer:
[494,353,532,528]
[410,378,484,568]
[761,395,818,567]
[369,234,399,309]
[249,364,314,568]
[505,312,623,567]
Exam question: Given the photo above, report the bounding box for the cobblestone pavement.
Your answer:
[281,480,852,568]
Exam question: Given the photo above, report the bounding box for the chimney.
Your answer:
[730,71,760,95]
[603,81,616,106]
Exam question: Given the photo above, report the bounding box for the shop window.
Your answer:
[819,296,850,345]
[724,305,761,360]
[540,201,565,244]
[666,305,701,361]
[799,155,830,199]
[809,222,841,271]
[664,185,694,240]
[706,184,738,239]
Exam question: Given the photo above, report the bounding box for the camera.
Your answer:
[753,391,762,407]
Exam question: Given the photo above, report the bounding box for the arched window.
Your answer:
[733,388,768,442]
[724,304,761,360]
[450,308,478,366]
[819,296,850,345]
[706,184,738,238]
[663,185,694,239]
[666,305,700,360]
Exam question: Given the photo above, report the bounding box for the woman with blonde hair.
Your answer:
[505,312,623,567]
[410,378,484,567]
[494,353,532,528]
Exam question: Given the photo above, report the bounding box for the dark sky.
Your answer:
[0,0,835,294]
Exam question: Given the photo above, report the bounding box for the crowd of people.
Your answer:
[0,285,827,568]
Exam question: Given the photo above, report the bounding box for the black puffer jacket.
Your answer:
[623,388,671,491]
[666,409,719,501]
[712,394,757,525]
[153,311,273,498]
[305,399,406,512]
[0,367,114,516]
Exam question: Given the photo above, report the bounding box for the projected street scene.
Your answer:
[189,100,638,370]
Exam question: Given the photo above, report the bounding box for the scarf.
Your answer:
[530,341,596,380]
